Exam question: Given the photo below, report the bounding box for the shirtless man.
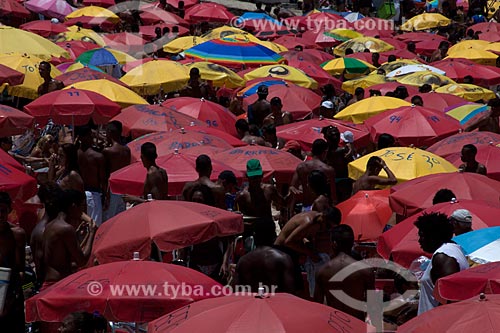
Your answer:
[42,189,96,284]
[352,156,398,194]
[458,144,487,175]
[314,225,375,321]
[322,125,352,202]
[235,119,266,146]
[181,68,212,100]
[234,246,296,294]
[262,97,292,127]
[0,192,26,333]
[235,159,284,247]
[274,207,342,297]
[248,85,271,128]
[102,121,131,221]
[182,154,225,209]
[289,139,337,213]
[30,184,58,287]
[77,126,106,226]
[37,61,64,96]
[142,142,168,200]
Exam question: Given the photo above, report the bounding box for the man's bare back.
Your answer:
[275,211,319,248]
[315,252,374,321]
[182,178,225,208]
[78,147,106,192]
[291,160,336,207]
[236,183,276,218]
[250,100,271,128]
[144,165,169,200]
[42,216,86,282]
[103,142,131,174]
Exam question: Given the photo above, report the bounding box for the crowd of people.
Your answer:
[1,0,500,332]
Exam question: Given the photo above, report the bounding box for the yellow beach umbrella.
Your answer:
[163,36,208,54]
[186,62,246,88]
[334,37,394,56]
[56,26,106,46]
[258,41,288,53]
[378,59,423,74]
[65,79,148,107]
[401,13,451,31]
[322,57,375,77]
[334,96,411,123]
[226,33,263,44]
[394,71,456,88]
[448,40,491,54]
[435,84,496,102]
[120,60,189,95]
[66,6,120,23]
[446,48,498,66]
[341,73,387,94]
[348,147,458,183]
[202,26,251,40]
[325,28,363,42]
[0,53,61,99]
[243,65,318,89]
[482,42,500,53]
[0,26,70,60]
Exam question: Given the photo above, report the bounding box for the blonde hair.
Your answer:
[36,134,54,150]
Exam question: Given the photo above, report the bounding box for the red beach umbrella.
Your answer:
[242,82,322,120]
[148,293,375,333]
[405,92,467,111]
[426,131,500,158]
[184,3,235,24]
[337,189,392,242]
[0,161,37,202]
[276,118,370,151]
[54,67,127,87]
[20,20,69,37]
[0,64,24,86]
[127,129,234,162]
[26,261,222,322]
[91,201,243,263]
[0,105,34,136]
[109,151,244,196]
[214,145,302,183]
[388,172,500,218]
[378,199,500,268]
[364,105,462,147]
[24,88,121,126]
[161,97,238,137]
[110,104,206,139]
[444,143,500,181]
[432,58,500,86]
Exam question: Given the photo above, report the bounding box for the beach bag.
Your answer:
[378,0,395,19]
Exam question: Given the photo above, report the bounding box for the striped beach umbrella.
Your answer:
[184,38,285,71]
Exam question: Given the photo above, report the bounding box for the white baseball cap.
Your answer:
[321,100,334,109]
[450,209,472,224]
[341,131,354,143]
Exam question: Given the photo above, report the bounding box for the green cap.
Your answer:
[246,159,263,177]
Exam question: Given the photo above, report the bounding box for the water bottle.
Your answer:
[147,194,153,202]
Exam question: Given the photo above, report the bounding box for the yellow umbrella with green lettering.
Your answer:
[348,147,458,184]
[0,53,61,99]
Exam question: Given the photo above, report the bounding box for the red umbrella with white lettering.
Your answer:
[26,261,222,323]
